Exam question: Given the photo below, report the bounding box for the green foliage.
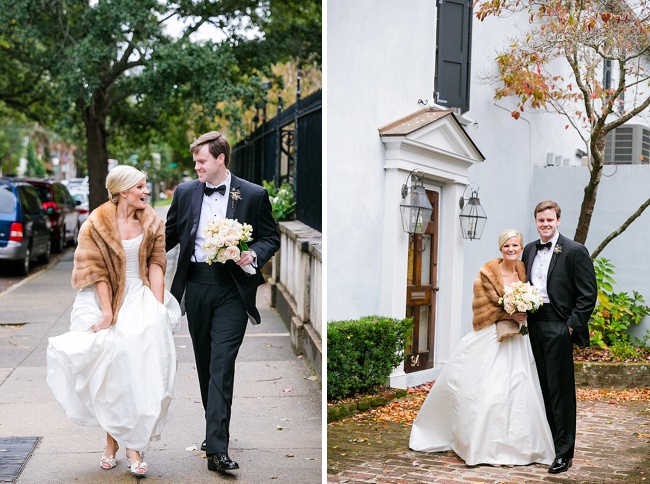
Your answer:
[608,339,647,361]
[25,141,45,177]
[0,120,24,175]
[263,180,296,221]
[589,258,650,348]
[327,316,413,401]
[242,0,322,69]
[0,0,321,208]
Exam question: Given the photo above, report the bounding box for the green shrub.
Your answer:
[262,180,296,221]
[589,258,650,348]
[609,339,645,361]
[327,315,412,401]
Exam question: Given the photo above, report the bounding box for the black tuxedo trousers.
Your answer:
[185,262,248,455]
[528,306,576,460]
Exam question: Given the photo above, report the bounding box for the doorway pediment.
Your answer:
[379,108,484,180]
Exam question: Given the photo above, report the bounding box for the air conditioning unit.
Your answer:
[604,124,650,164]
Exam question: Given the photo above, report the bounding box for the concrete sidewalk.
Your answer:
[0,231,322,482]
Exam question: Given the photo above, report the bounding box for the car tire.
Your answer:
[17,245,31,276]
[54,226,65,253]
[37,240,51,264]
[70,223,79,247]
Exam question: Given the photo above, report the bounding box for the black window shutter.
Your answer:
[435,0,473,112]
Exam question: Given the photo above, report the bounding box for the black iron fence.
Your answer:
[231,89,322,232]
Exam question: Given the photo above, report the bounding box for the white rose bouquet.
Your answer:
[202,217,255,275]
[498,281,543,336]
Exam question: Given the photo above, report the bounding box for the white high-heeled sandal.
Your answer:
[125,450,148,476]
[100,454,117,469]
[100,442,118,469]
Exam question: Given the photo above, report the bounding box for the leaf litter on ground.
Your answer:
[329,382,650,426]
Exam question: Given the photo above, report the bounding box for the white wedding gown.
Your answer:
[47,233,181,450]
[409,324,554,466]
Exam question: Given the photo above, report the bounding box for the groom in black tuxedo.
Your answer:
[166,131,279,472]
[522,200,596,474]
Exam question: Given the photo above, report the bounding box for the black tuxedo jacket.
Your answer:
[165,175,280,324]
[522,233,597,348]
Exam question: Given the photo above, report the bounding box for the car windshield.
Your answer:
[0,186,16,213]
[71,193,86,203]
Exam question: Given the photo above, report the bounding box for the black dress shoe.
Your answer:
[200,440,206,451]
[548,457,572,474]
[207,452,240,472]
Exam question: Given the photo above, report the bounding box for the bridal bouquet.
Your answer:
[498,281,543,337]
[202,217,255,275]
[499,281,543,315]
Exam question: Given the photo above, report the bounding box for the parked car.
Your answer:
[69,190,89,224]
[22,178,80,253]
[0,178,52,275]
[63,176,88,189]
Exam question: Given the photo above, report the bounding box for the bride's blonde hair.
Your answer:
[106,165,147,203]
[498,229,523,249]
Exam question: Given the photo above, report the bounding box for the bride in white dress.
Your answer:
[47,166,181,477]
[409,229,554,467]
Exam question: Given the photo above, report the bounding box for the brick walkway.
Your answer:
[327,399,649,483]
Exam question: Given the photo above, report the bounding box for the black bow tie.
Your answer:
[204,185,226,197]
[536,241,552,251]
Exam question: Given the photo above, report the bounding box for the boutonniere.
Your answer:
[553,245,562,255]
[230,188,241,209]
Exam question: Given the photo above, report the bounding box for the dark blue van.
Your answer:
[0,178,52,275]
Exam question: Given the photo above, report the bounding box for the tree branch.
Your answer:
[591,196,650,259]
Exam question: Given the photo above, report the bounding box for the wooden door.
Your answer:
[404,190,439,373]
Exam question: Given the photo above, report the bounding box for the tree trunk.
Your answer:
[574,166,601,245]
[84,106,109,212]
[573,132,606,245]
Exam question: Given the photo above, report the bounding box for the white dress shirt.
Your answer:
[193,172,231,262]
[531,232,560,303]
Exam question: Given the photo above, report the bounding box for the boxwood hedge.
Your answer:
[327,315,412,401]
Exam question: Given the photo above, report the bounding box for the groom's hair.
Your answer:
[190,131,231,167]
[534,200,561,219]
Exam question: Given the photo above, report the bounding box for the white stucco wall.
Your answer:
[327,0,438,321]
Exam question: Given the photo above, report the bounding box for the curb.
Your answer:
[327,388,408,423]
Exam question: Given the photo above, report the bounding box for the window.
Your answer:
[18,186,43,215]
[435,0,473,112]
[0,186,16,213]
[603,59,612,91]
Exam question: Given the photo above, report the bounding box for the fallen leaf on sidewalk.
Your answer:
[185,445,197,451]
[277,425,284,430]
[282,388,293,392]
[285,454,294,458]
[305,375,318,380]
